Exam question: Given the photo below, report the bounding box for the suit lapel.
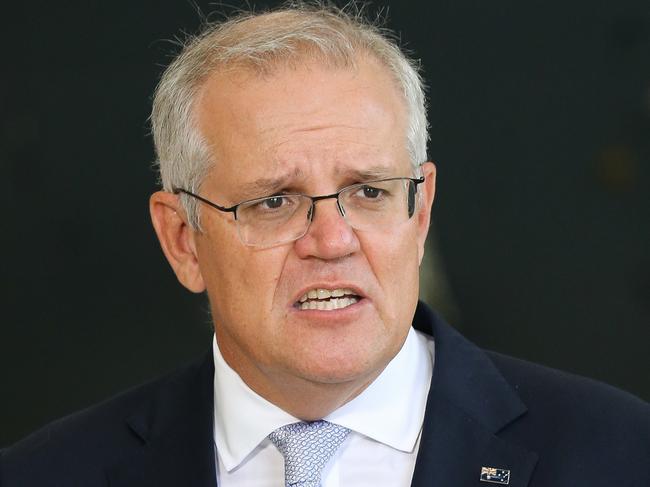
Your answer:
[106,351,217,487]
[411,303,539,487]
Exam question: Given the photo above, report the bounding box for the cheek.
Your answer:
[197,231,289,323]
[361,225,421,313]
[367,224,420,277]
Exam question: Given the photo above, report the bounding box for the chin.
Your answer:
[279,313,407,385]
[293,347,390,386]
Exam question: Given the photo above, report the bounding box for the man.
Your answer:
[1,4,648,487]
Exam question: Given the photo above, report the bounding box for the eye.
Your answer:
[239,194,303,223]
[261,196,286,209]
[249,194,301,214]
[362,186,382,198]
[355,185,385,199]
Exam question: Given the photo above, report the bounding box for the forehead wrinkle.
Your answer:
[340,165,402,181]
[257,118,370,142]
[267,124,391,161]
[293,123,365,134]
[255,79,401,140]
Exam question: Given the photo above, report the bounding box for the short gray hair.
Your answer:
[151,2,428,229]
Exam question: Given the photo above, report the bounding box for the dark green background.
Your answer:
[2,0,648,446]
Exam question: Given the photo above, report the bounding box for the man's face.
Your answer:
[189,58,435,397]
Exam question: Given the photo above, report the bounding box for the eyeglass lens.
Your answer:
[235,179,416,247]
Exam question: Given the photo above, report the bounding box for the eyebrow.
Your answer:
[235,164,401,199]
[236,168,306,199]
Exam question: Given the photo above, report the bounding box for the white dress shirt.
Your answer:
[212,327,434,487]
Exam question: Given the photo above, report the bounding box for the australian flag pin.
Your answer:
[480,466,510,484]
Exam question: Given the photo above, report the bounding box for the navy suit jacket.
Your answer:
[2,302,649,486]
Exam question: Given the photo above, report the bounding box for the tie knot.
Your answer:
[268,420,350,487]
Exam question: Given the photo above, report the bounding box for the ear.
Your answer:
[415,162,437,265]
[149,191,206,293]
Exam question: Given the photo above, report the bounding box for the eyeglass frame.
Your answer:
[173,176,425,218]
[172,175,426,244]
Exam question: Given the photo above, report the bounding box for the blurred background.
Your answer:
[1,0,648,446]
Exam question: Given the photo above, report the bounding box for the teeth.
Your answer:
[299,296,358,311]
[317,289,330,299]
[298,288,356,303]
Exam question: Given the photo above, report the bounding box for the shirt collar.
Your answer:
[213,327,434,472]
[325,327,433,452]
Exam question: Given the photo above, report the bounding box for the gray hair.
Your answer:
[151,2,429,229]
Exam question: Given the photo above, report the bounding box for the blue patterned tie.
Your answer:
[268,420,350,487]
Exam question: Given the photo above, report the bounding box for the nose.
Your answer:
[293,198,360,260]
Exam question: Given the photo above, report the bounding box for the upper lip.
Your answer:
[291,283,367,305]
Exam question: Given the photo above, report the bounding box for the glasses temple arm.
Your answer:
[171,188,237,213]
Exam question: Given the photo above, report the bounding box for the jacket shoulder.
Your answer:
[487,351,650,485]
[487,350,649,420]
[1,354,211,486]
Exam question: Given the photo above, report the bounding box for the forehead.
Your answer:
[194,57,410,197]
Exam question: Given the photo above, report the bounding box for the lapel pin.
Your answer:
[480,466,510,484]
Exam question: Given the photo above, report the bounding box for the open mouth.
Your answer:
[295,288,361,311]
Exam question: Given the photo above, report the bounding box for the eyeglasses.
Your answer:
[173,176,425,248]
